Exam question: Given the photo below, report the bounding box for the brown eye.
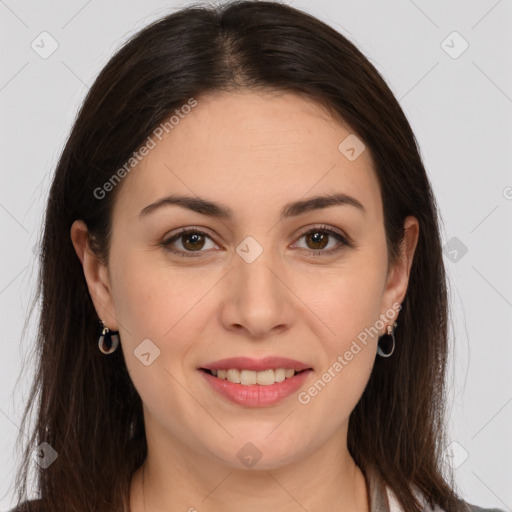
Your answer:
[305,231,329,250]
[161,229,218,257]
[294,225,350,255]
[181,232,206,251]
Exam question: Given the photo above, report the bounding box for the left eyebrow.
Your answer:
[281,193,366,218]
[138,192,366,220]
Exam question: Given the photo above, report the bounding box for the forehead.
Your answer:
[114,90,382,224]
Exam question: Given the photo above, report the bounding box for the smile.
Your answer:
[202,368,305,385]
[199,368,313,407]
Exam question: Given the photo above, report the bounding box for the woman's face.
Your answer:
[74,89,418,471]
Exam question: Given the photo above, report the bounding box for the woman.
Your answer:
[8,1,505,511]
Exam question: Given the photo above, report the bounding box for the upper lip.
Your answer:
[200,356,312,372]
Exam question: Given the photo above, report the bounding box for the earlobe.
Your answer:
[70,220,119,330]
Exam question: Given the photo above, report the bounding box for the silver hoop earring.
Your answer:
[377,321,397,358]
[98,320,119,355]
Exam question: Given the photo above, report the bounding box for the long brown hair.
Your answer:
[12,1,466,510]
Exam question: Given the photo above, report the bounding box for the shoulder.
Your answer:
[389,482,506,512]
[365,462,506,512]
[419,495,507,512]
[463,502,507,512]
[409,481,507,512]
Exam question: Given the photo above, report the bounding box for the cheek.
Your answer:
[109,245,191,332]
[108,247,218,382]
[300,262,385,421]
[319,255,387,341]
[108,251,206,416]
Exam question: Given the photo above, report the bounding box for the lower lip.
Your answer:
[199,369,312,407]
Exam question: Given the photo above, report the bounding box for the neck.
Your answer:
[130,439,369,512]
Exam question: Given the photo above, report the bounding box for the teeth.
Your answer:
[226,369,240,383]
[210,368,299,385]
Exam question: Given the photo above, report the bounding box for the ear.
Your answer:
[70,220,119,330]
[380,216,419,326]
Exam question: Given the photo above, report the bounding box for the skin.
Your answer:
[71,89,419,512]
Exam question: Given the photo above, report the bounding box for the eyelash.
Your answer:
[160,224,351,258]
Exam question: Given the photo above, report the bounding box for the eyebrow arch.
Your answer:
[139,192,366,220]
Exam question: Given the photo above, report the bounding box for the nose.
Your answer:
[219,248,292,339]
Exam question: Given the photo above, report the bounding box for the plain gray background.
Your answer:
[1,0,511,510]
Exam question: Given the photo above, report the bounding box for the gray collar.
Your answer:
[363,463,392,512]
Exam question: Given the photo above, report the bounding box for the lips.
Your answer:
[200,367,313,407]
[200,356,312,372]
[198,356,313,406]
